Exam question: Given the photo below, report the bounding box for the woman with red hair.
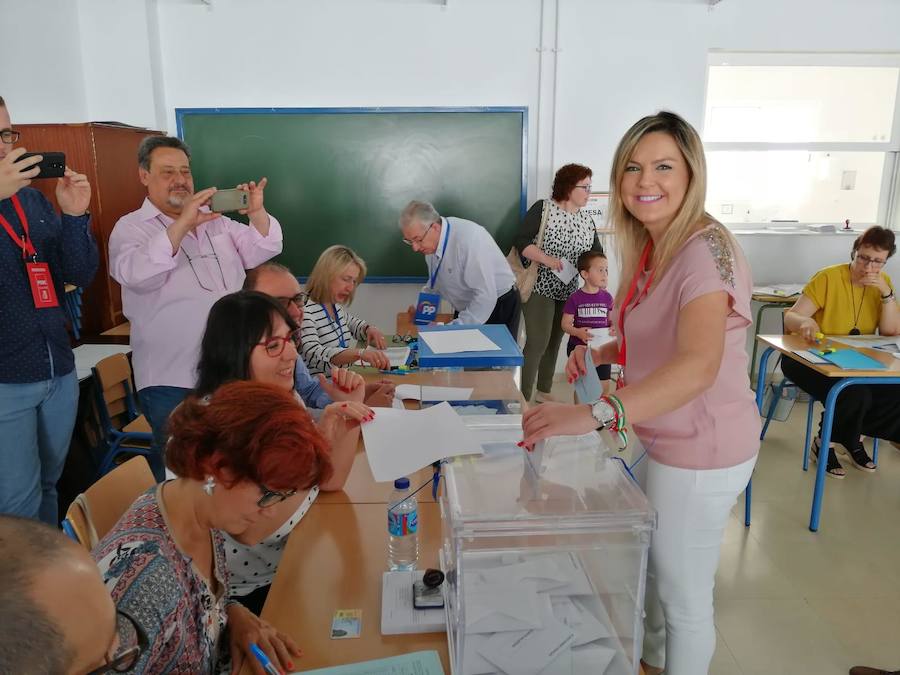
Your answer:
[93,381,329,674]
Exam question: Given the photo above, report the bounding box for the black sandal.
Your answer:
[812,437,845,479]
[840,442,876,473]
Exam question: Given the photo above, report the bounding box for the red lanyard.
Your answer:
[0,195,37,259]
[617,240,655,369]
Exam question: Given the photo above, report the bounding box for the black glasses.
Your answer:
[402,222,434,247]
[574,183,592,192]
[856,253,887,268]
[258,483,297,508]
[85,609,148,675]
[0,130,20,144]
[275,292,306,309]
[257,333,300,358]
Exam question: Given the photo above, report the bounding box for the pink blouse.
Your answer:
[613,224,760,470]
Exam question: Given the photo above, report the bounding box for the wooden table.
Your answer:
[754,334,900,531]
[250,503,448,673]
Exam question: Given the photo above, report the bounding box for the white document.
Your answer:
[419,329,500,354]
[588,327,616,349]
[477,595,575,675]
[830,336,900,350]
[550,596,612,646]
[477,557,570,593]
[791,349,829,365]
[382,346,411,368]
[551,258,578,285]
[380,571,445,635]
[394,385,474,401]
[538,552,595,596]
[464,580,544,634]
[571,643,617,673]
[461,634,500,675]
[361,402,483,482]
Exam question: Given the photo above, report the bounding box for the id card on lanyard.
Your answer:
[414,220,451,326]
[0,195,60,309]
[321,304,347,348]
[616,240,655,387]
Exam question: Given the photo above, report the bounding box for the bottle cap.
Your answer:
[394,477,410,490]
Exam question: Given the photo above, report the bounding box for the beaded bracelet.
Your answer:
[599,393,629,450]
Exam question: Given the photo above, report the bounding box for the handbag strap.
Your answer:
[534,199,550,248]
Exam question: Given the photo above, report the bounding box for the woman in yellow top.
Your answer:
[784,226,900,477]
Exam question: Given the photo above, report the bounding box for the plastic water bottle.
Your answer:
[387,477,419,570]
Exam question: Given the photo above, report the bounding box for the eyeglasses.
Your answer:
[157,217,227,292]
[275,292,306,309]
[85,609,148,675]
[257,333,300,358]
[574,184,592,192]
[402,222,434,247]
[257,483,298,508]
[855,253,887,268]
[1,130,20,144]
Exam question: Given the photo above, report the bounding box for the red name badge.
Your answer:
[25,262,60,309]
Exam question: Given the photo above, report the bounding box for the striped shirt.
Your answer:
[300,301,369,376]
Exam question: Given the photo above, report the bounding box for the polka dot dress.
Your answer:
[223,486,319,597]
[532,201,597,302]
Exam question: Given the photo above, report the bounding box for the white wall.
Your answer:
[7,0,900,344]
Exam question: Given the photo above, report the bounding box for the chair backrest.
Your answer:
[63,456,156,549]
[92,352,139,432]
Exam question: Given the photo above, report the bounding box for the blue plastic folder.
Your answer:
[812,349,886,371]
[574,349,604,403]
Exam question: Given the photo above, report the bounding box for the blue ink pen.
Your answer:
[249,643,280,675]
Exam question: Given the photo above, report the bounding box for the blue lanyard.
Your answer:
[321,304,347,348]
[428,220,451,289]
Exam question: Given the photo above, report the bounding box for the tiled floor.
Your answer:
[546,380,900,674]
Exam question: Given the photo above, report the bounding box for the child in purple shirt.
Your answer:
[562,251,614,392]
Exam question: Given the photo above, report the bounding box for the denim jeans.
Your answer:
[137,385,192,482]
[0,370,79,524]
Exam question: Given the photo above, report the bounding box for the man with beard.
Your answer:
[109,136,282,479]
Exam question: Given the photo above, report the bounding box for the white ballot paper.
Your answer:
[419,329,500,354]
[382,346,411,368]
[361,402,483,482]
[394,385,474,401]
[464,580,544,634]
[588,327,616,349]
[551,258,578,285]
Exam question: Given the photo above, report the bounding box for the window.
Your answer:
[703,53,900,227]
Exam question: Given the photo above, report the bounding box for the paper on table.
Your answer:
[419,329,500,354]
[394,385,474,401]
[382,346,410,368]
[551,258,578,285]
[791,349,829,365]
[361,402,483,482]
[292,650,445,675]
[380,571,445,635]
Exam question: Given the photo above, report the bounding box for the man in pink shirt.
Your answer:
[109,136,282,479]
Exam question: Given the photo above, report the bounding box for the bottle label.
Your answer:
[388,509,418,536]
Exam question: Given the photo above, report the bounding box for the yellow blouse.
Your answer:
[802,263,894,335]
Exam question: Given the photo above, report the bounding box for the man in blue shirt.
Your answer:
[0,97,99,523]
[243,262,395,408]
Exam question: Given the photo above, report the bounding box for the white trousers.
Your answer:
[637,454,757,674]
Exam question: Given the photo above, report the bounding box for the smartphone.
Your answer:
[210,188,249,213]
[16,152,66,179]
[412,581,444,610]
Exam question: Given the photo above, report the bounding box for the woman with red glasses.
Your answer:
[94,381,330,674]
[783,226,900,477]
[194,291,372,616]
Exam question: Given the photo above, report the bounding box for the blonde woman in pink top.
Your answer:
[522,111,760,675]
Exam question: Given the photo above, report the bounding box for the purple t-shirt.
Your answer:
[563,288,614,347]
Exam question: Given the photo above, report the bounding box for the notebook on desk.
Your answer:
[812,349,886,370]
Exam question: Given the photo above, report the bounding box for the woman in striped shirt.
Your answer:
[301,245,390,375]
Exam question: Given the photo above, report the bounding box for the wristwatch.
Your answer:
[590,399,616,430]
[882,291,895,303]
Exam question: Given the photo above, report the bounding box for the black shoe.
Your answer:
[812,437,845,479]
[839,442,876,473]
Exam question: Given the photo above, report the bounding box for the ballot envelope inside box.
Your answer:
[438,426,656,675]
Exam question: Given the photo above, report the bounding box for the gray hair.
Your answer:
[0,515,74,674]
[243,261,294,291]
[138,135,191,171]
[399,200,441,230]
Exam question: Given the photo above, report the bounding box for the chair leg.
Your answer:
[744,478,752,527]
[803,399,815,471]
[872,437,879,466]
[760,381,786,441]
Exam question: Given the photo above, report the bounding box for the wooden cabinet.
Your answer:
[17,123,162,336]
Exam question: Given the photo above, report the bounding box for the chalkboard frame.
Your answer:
[174,106,529,283]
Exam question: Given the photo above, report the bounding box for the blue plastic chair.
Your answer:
[91,353,156,478]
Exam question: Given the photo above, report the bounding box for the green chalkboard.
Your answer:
[177,108,527,280]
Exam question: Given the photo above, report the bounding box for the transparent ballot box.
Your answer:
[439,423,656,675]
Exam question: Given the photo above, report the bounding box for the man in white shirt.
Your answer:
[399,200,520,338]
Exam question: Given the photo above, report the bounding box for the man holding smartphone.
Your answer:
[0,96,99,524]
[109,136,282,478]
